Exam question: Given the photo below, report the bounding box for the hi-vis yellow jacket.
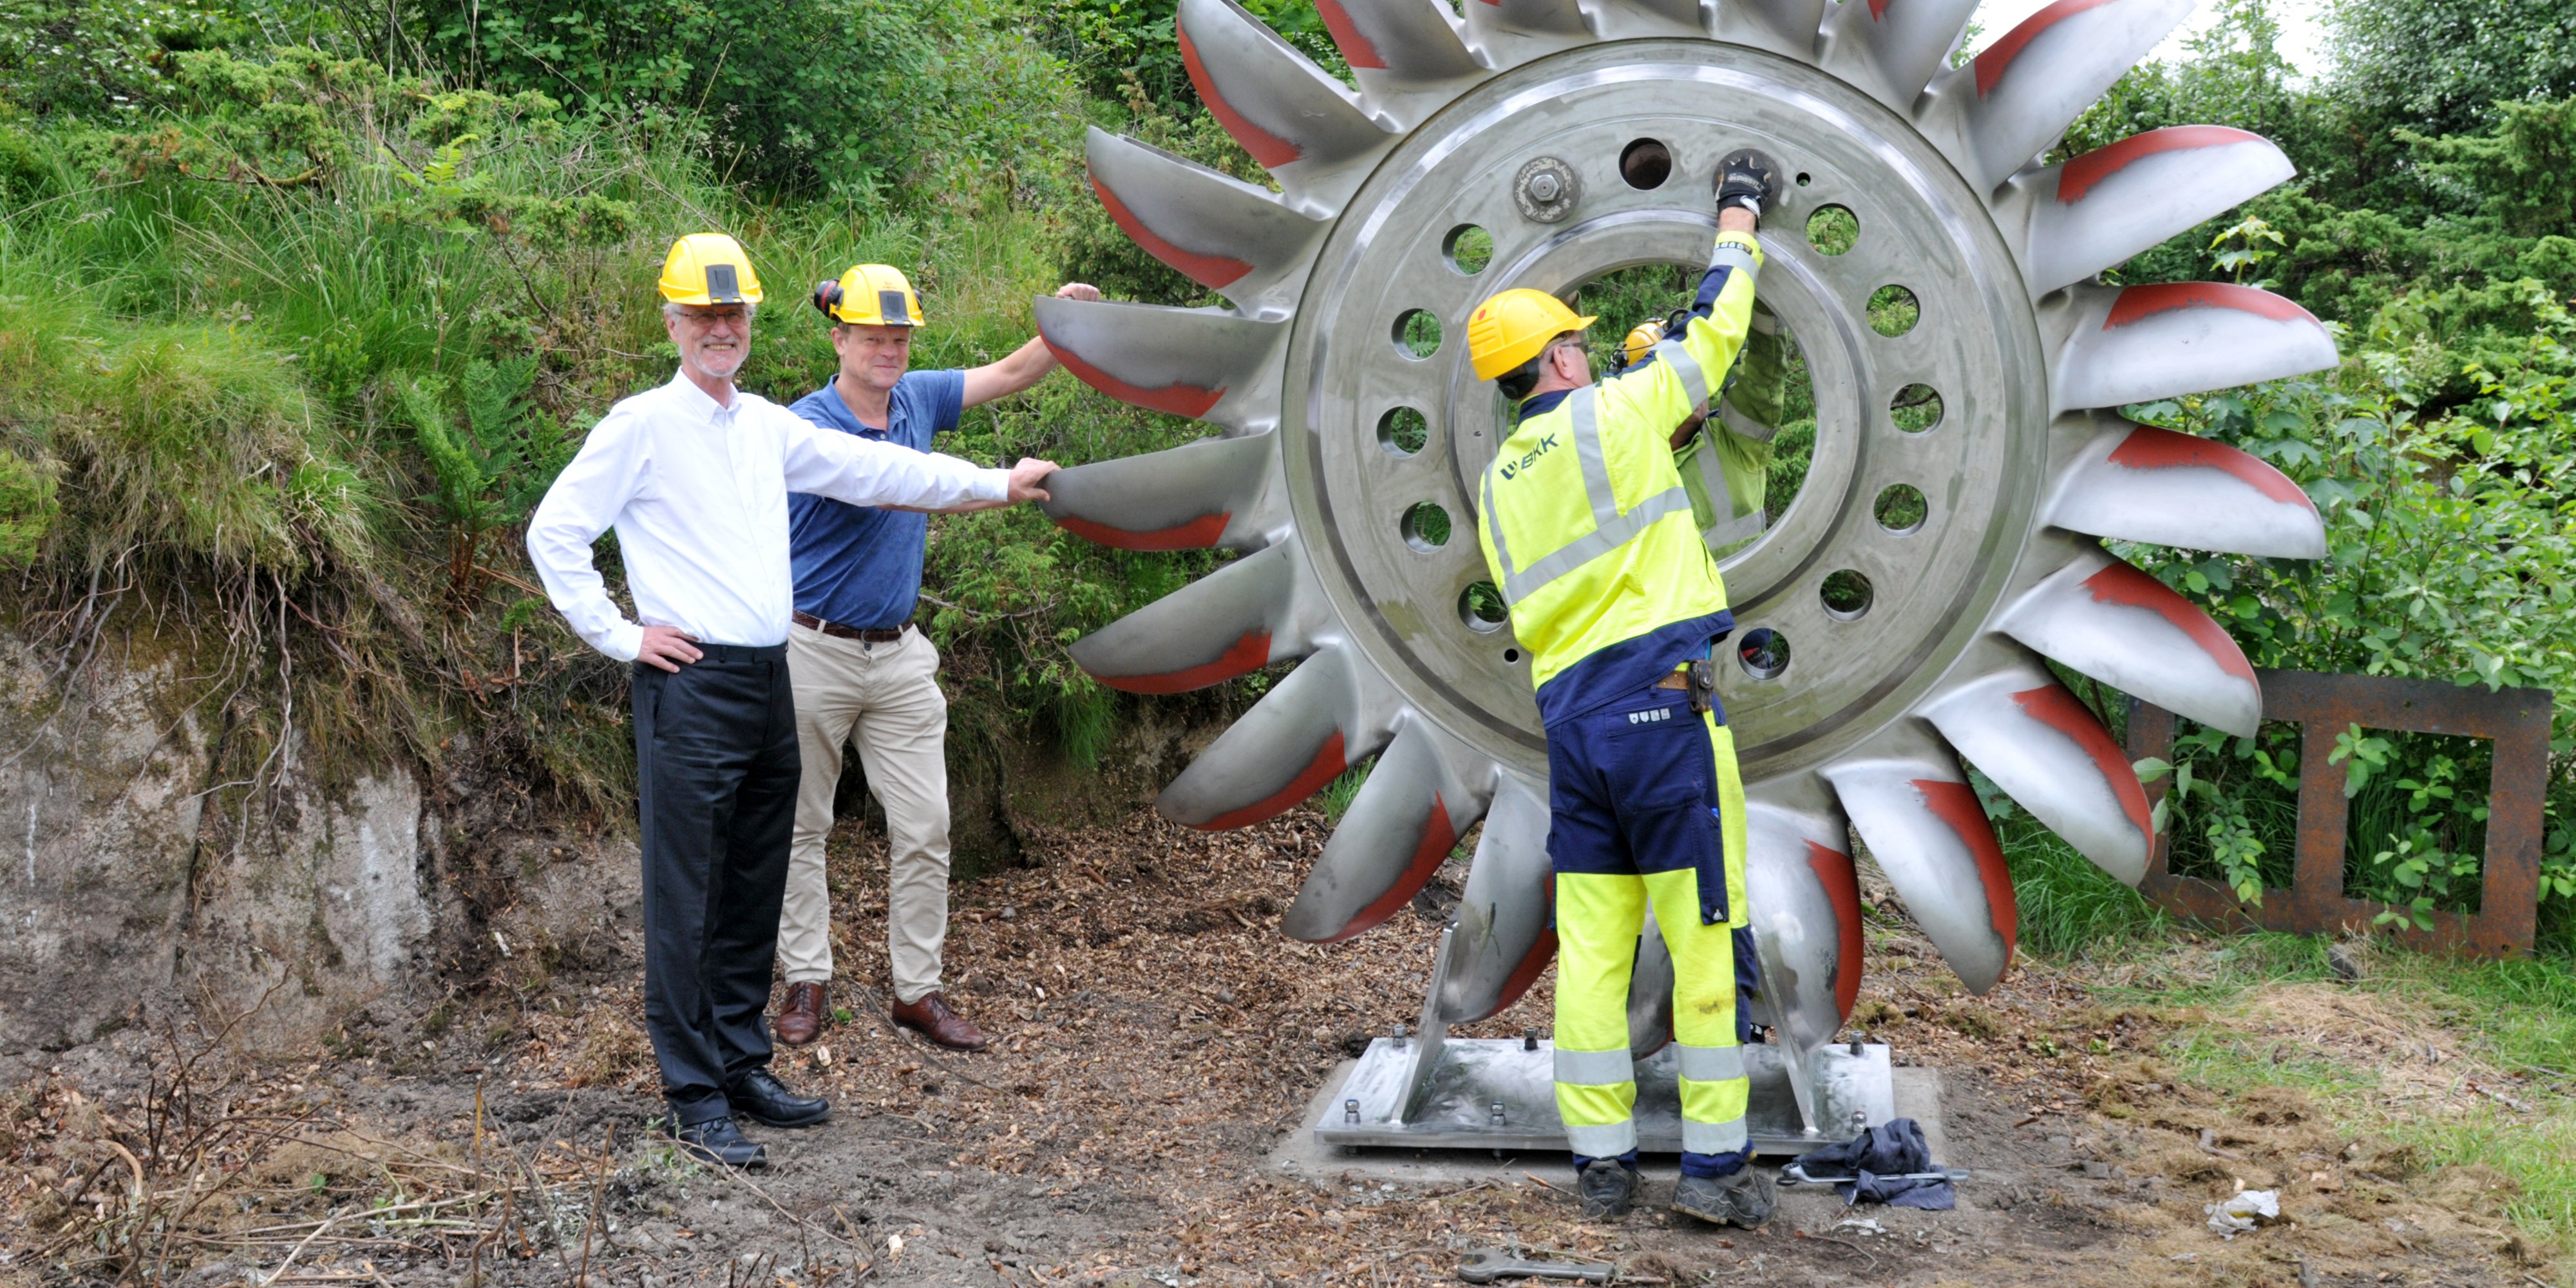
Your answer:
[1474,232,1764,697]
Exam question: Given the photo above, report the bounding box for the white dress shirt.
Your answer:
[528,372,1009,661]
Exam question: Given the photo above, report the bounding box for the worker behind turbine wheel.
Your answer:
[1609,301,1792,555]
[1464,148,1785,1229]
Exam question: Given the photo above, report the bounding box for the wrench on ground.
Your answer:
[1455,1249,1615,1284]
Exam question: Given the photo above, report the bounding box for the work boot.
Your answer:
[726,1069,831,1128]
[667,1115,766,1170]
[772,981,828,1047]
[891,991,988,1051]
[1577,1160,1638,1220]
[1672,1168,1777,1229]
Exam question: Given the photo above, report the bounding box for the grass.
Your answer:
[2000,801,2576,1245]
[2001,815,2174,959]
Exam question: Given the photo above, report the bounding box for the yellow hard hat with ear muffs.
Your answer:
[1466,288,1595,382]
[812,264,925,327]
[659,232,764,305]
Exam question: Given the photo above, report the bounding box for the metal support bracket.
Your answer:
[2125,668,2550,957]
[1318,1034,1895,1155]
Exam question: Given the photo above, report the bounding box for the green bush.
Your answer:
[415,0,1081,204]
[2107,287,2576,938]
[0,0,251,116]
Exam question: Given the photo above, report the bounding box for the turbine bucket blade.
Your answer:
[1821,0,1981,110]
[1311,0,1481,89]
[1824,730,2016,993]
[2046,421,2326,558]
[1923,663,2153,885]
[1180,0,1390,190]
[1587,0,1709,41]
[1999,547,2263,736]
[2022,128,2295,296]
[2053,282,2339,413]
[1285,718,1490,942]
[1952,0,2195,189]
[1717,0,1828,58]
[1468,0,1591,40]
[1743,797,1864,1056]
[1629,913,1676,1061]
[1437,776,1555,1024]
[1071,540,1296,693]
[1157,647,1363,829]
[1034,296,1281,432]
[1043,433,1276,553]
[1086,128,1327,309]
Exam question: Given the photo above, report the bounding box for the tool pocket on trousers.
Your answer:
[1602,699,1715,811]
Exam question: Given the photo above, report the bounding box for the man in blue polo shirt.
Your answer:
[772,264,1099,1051]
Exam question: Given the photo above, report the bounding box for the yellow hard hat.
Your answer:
[813,263,924,327]
[659,232,764,305]
[1466,289,1595,382]
[1620,319,1666,370]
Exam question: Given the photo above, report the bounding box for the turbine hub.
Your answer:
[1282,41,2047,780]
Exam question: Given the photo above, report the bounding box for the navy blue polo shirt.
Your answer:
[786,371,967,629]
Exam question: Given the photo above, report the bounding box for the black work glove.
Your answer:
[1714,147,1781,221]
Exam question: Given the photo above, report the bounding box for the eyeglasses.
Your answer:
[677,307,750,327]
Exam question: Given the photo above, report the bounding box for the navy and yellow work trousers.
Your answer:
[1548,678,1750,1178]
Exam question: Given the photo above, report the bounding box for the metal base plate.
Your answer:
[1313,1038,1895,1157]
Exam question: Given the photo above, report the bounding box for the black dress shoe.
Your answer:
[667,1115,766,1169]
[728,1068,831,1128]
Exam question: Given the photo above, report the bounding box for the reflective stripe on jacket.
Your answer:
[1474,232,1764,694]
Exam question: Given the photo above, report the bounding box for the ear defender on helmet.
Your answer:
[815,265,925,327]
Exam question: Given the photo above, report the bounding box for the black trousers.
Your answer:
[632,643,800,1125]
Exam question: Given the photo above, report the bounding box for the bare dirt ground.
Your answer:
[5,806,2561,1286]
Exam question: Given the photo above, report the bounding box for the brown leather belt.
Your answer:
[793,611,906,643]
[1654,670,1691,690]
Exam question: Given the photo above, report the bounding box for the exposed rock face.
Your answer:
[1,636,211,1056]
[0,628,643,1066]
[0,619,1179,1072]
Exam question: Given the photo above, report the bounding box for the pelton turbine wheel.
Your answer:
[1036,0,2336,1077]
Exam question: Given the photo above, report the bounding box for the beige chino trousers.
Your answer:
[779,623,952,1003]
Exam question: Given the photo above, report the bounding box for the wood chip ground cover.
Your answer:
[4,807,2567,1286]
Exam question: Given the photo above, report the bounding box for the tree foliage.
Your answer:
[409,0,1079,202]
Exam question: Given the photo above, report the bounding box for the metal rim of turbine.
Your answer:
[1034,0,2338,1072]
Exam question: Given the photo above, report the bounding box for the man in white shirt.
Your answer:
[527,233,1056,1168]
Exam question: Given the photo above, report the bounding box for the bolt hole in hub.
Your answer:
[1737,627,1791,681]
[1286,41,2044,773]
[1394,308,1442,359]
[1378,406,1430,457]
[1890,383,1942,433]
[1402,500,1453,551]
[1820,569,1874,620]
[1620,138,1672,190]
[1445,224,1493,275]
[1873,483,1927,535]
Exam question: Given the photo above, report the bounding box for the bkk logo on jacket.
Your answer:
[1497,431,1560,482]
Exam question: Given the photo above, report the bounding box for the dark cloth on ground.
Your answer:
[634,643,801,1124]
[1794,1117,1955,1210]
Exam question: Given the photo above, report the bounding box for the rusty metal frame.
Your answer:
[2123,668,2550,957]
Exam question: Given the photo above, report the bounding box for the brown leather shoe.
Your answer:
[772,981,828,1048]
[890,991,987,1051]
